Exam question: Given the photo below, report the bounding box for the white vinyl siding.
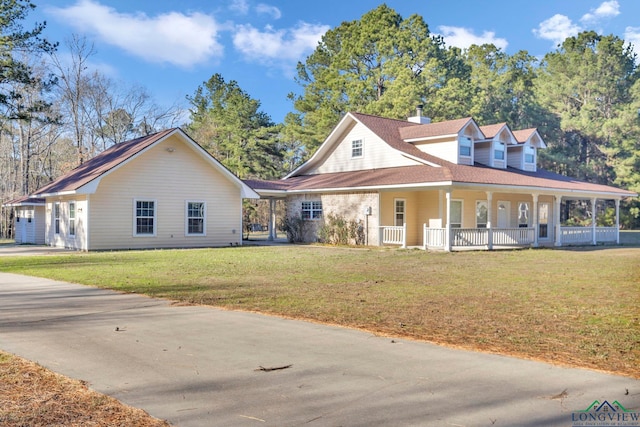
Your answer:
[312,122,417,174]
[87,135,243,250]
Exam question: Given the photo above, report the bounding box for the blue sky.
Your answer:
[28,0,640,124]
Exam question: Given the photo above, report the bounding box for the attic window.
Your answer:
[351,139,363,158]
[525,146,535,163]
[494,142,505,160]
[459,136,472,157]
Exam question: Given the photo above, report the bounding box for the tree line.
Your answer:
[1,3,639,237]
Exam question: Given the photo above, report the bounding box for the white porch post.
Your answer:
[554,196,562,247]
[532,194,539,248]
[486,191,493,250]
[445,190,452,252]
[268,198,276,241]
[615,199,620,244]
[591,197,597,245]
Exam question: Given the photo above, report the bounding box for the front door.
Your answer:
[497,201,510,228]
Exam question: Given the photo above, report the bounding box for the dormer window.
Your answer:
[459,136,472,157]
[494,142,505,160]
[525,146,535,163]
[351,139,363,158]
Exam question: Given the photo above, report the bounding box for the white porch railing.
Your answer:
[379,224,406,247]
[452,228,488,247]
[424,227,446,249]
[596,227,617,242]
[423,226,536,249]
[560,226,618,244]
[492,228,535,246]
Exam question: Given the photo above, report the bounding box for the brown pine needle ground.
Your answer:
[0,351,170,427]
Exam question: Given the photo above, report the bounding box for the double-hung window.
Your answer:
[525,146,535,164]
[394,199,405,227]
[351,139,363,158]
[494,142,505,160]
[301,201,322,220]
[186,201,206,235]
[450,200,463,228]
[54,202,60,234]
[69,201,76,236]
[476,201,488,228]
[134,200,156,236]
[459,136,472,157]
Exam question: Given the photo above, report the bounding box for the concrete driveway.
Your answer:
[0,272,638,427]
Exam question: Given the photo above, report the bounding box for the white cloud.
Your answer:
[229,0,249,15]
[256,3,281,20]
[48,0,223,68]
[533,14,581,46]
[624,26,640,60]
[437,26,508,50]
[581,0,620,23]
[233,22,328,72]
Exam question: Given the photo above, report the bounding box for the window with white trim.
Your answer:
[476,200,488,228]
[54,202,60,234]
[394,199,406,227]
[494,142,505,160]
[459,136,472,157]
[186,201,206,235]
[450,200,463,228]
[351,139,363,158]
[301,201,322,220]
[134,200,156,236]
[525,146,535,163]
[69,201,76,236]
[518,202,529,228]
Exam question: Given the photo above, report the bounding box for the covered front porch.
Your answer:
[378,189,624,251]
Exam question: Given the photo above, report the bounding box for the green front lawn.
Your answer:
[1,245,638,377]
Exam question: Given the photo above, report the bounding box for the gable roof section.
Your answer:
[513,128,546,148]
[32,128,259,199]
[398,116,476,141]
[258,112,634,199]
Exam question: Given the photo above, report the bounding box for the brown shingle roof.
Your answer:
[512,128,537,144]
[398,117,473,140]
[479,123,507,139]
[247,163,634,196]
[251,113,634,197]
[33,129,175,196]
